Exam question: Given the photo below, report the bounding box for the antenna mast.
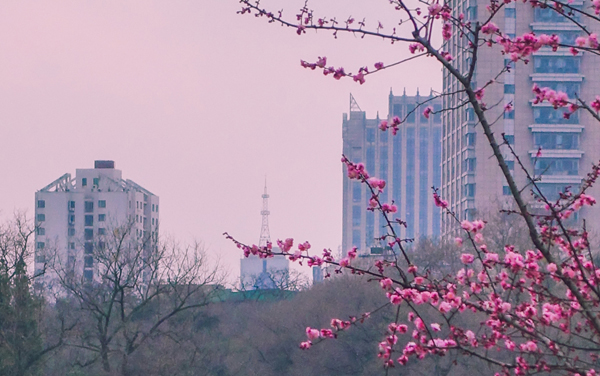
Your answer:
[259,179,271,247]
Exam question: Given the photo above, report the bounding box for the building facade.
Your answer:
[342,92,442,255]
[34,160,159,285]
[442,1,600,236]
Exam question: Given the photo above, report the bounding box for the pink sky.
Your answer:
[0,0,441,283]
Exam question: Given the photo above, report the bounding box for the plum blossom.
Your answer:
[481,22,499,35]
[461,253,475,264]
[306,327,320,340]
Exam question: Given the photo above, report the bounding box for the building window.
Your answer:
[36,242,45,249]
[352,229,361,248]
[465,158,477,172]
[69,201,75,210]
[98,228,106,235]
[85,201,94,213]
[98,214,106,222]
[85,242,93,254]
[505,7,516,18]
[83,270,93,281]
[93,178,100,187]
[504,84,515,94]
[506,160,515,170]
[534,133,579,149]
[535,6,580,22]
[465,183,476,197]
[84,229,93,240]
[37,200,45,208]
[99,241,106,250]
[84,256,93,268]
[36,228,45,236]
[36,214,45,222]
[504,110,515,119]
[98,200,106,208]
[85,215,94,227]
[152,218,155,225]
[533,56,580,74]
[504,135,515,144]
[535,158,579,176]
[69,214,75,225]
[503,186,511,195]
[352,206,361,227]
[156,205,158,212]
[406,104,416,123]
[68,228,76,236]
[82,178,87,187]
[466,133,476,146]
[534,107,578,124]
[352,182,361,203]
[69,242,75,250]
[35,255,45,263]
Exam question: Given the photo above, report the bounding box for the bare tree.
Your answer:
[50,219,222,375]
[0,214,66,376]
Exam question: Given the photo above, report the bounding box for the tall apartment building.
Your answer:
[34,161,159,285]
[442,2,600,236]
[342,92,442,254]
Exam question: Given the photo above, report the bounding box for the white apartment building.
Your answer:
[34,160,159,286]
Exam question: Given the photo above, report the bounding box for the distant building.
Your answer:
[442,0,600,236]
[342,92,442,255]
[240,183,289,289]
[34,160,159,286]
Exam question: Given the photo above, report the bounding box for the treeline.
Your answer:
[1,213,530,376]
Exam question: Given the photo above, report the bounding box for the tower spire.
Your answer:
[259,178,271,247]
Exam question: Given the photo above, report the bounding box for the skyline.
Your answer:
[0,1,442,283]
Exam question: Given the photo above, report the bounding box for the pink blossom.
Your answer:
[380,278,393,290]
[431,323,441,332]
[408,43,424,54]
[347,247,358,260]
[353,72,365,85]
[481,22,499,35]
[379,120,388,131]
[433,192,449,208]
[591,97,600,112]
[461,253,475,264]
[547,263,557,273]
[374,62,384,70]
[475,88,485,101]
[454,237,463,246]
[299,341,312,349]
[439,301,452,313]
[306,327,320,340]
[423,106,434,119]
[521,341,538,352]
[316,56,327,68]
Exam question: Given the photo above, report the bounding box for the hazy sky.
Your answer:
[0,0,441,284]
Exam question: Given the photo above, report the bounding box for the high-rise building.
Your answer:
[342,92,442,254]
[34,161,159,285]
[240,183,289,289]
[442,2,600,236]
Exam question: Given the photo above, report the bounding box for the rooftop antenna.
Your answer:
[259,178,271,247]
[350,93,362,112]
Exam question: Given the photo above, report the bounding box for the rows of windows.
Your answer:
[533,56,580,74]
[535,158,579,175]
[534,132,579,149]
[534,107,579,124]
[534,6,580,23]
[536,81,581,98]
